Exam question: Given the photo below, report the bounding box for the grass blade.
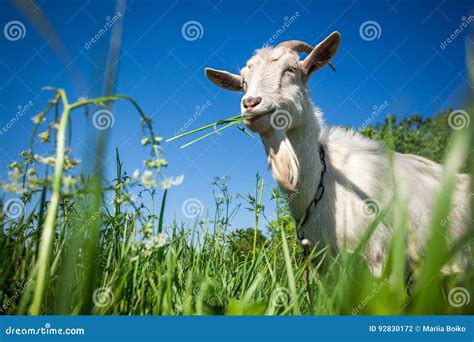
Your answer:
[180,122,239,149]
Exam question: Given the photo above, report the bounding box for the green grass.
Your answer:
[0,89,473,315]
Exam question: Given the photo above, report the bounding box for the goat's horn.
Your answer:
[277,40,337,72]
[277,40,313,54]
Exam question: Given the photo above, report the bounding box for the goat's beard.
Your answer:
[261,130,300,192]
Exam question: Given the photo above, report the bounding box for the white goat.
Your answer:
[205,32,471,275]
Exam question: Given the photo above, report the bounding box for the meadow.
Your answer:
[0,89,473,315]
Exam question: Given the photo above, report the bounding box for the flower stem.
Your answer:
[30,89,70,315]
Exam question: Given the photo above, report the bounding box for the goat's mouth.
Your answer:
[243,108,275,124]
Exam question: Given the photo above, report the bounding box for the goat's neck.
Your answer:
[261,103,323,219]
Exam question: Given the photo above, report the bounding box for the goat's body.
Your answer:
[272,108,471,276]
[204,32,471,275]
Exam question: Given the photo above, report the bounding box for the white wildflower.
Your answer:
[31,114,45,124]
[214,193,225,204]
[132,169,140,181]
[143,233,168,256]
[161,175,184,190]
[160,178,172,190]
[34,154,56,166]
[140,170,157,189]
[63,175,77,193]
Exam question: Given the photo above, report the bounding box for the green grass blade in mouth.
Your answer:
[179,121,239,149]
[237,124,255,139]
[165,112,263,147]
[166,115,243,142]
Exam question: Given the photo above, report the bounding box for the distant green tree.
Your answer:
[227,228,268,259]
[359,110,453,164]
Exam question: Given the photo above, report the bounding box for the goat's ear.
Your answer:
[205,68,243,92]
[301,31,340,78]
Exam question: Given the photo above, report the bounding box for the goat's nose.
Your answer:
[242,96,262,110]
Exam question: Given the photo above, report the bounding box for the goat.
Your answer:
[205,32,471,276]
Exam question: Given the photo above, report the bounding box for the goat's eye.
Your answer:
[284,67,296,74]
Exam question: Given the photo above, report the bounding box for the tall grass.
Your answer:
[0,89,472,315]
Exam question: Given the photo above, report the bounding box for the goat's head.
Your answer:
[205,32,340,134]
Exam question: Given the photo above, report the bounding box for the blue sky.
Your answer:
[0,0,472,230]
